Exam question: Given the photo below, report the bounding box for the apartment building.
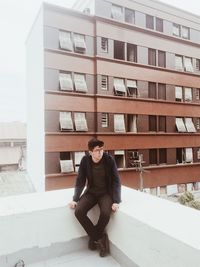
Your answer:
[27,0,200,193]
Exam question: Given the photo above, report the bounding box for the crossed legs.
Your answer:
[74,193,112,241]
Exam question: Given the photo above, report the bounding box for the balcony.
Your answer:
[1,187,200,267]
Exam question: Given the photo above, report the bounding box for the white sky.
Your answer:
[0,0,199,122]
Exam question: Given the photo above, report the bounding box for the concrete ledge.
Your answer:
[0,187,200,267]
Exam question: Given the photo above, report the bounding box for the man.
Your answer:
[69,138,121,257]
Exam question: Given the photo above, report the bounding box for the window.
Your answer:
[175,118,186,132]
[74,73,87,92]
[59,112,73,131]
[114,78,126,96]
[158,83,166,100]
[159,116,166,132]
[175,55,184,71]
[158,50,166,68]
[114,114,126,132]
[148,82,156,99]
[74,152,85,172]
[149,149,157,165]
[60,159,74,173]
[74,112,88,131]
[127,43,137,62]
[184,87,192,102]
[184,57,193,72]
[128,114,137,132]
[148,49,156,66]
[176,148,184,163]
[73,33,86,53]
[173,23,181,37]
[59,73,73,91]
[196,89,200,100]
[59,31,73,51]
[197,118,200,130]
[175,86,183,102]
[101,76,108,90]
[101,37,108,52]
[182,26,189,39]
[114,40,125,60]
[185,118,196,132]
[101,113,109,128]
[146,15,154,29]
[185,148,193,163]
[127,80,137,97]
[60,152,71,160]
[125,8,134,24]
[197,148,200,160]
[149,115,157,131]
[111,4,123,20]
[114,150,125,168]
[196,59,200,71]
[159,149,166,164]
[156,17,163,32]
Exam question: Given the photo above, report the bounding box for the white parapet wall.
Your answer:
[0,187,200,267]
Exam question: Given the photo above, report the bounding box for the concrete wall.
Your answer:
[1,187,200,267]
[26,7,45,192]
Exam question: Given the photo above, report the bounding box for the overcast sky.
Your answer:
[0,0,199,122]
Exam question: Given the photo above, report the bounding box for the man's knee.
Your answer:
[74,206,85,219]
[100,209,111,220]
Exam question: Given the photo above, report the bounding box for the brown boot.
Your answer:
[96,233,110,257]
[88,237,97,251]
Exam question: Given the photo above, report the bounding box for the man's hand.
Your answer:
[68,201,77,209]
[112,203,119,212]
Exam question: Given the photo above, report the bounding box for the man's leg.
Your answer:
[95,194,112,257]
[96,194,112,240]
[74,193,97,241]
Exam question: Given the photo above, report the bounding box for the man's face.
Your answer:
[90,146,104,162]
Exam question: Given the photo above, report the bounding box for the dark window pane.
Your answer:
[158,83,166,100]
[148,82,156,98]
[60,152,71,160]
[159,116,166,132]
[196,59,200,71]
[159,148,166,164]
[127,43,137,62]
[149,149,157,164]
[156,17,163,32]
[176,148,183,163]
[149,115,157,131]
[146,15,154,29]
[158,50,166,67]
[148,49,156,66]
[114,40,125,60]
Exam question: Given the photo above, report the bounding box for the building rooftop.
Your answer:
[0,171,35,197]
[27,250,120,267]
[0,122,26,140]
[1,187,200,267]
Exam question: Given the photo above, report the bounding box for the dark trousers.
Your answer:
[75,193,113,241]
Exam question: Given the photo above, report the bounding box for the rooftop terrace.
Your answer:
[1,187,200,267]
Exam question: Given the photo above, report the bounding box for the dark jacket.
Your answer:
[73,152,121,203]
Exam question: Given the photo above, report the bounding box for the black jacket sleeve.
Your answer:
[110,155,121,204]
[72,156,87,202]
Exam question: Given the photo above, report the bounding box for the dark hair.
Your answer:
[88,138,104,151]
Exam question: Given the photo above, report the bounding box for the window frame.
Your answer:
[74,112,88,131]
[59,111,74,131]
[59,31,73,51]
[114,114,126,132]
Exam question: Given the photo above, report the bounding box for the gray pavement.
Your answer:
[27,249,121,267]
